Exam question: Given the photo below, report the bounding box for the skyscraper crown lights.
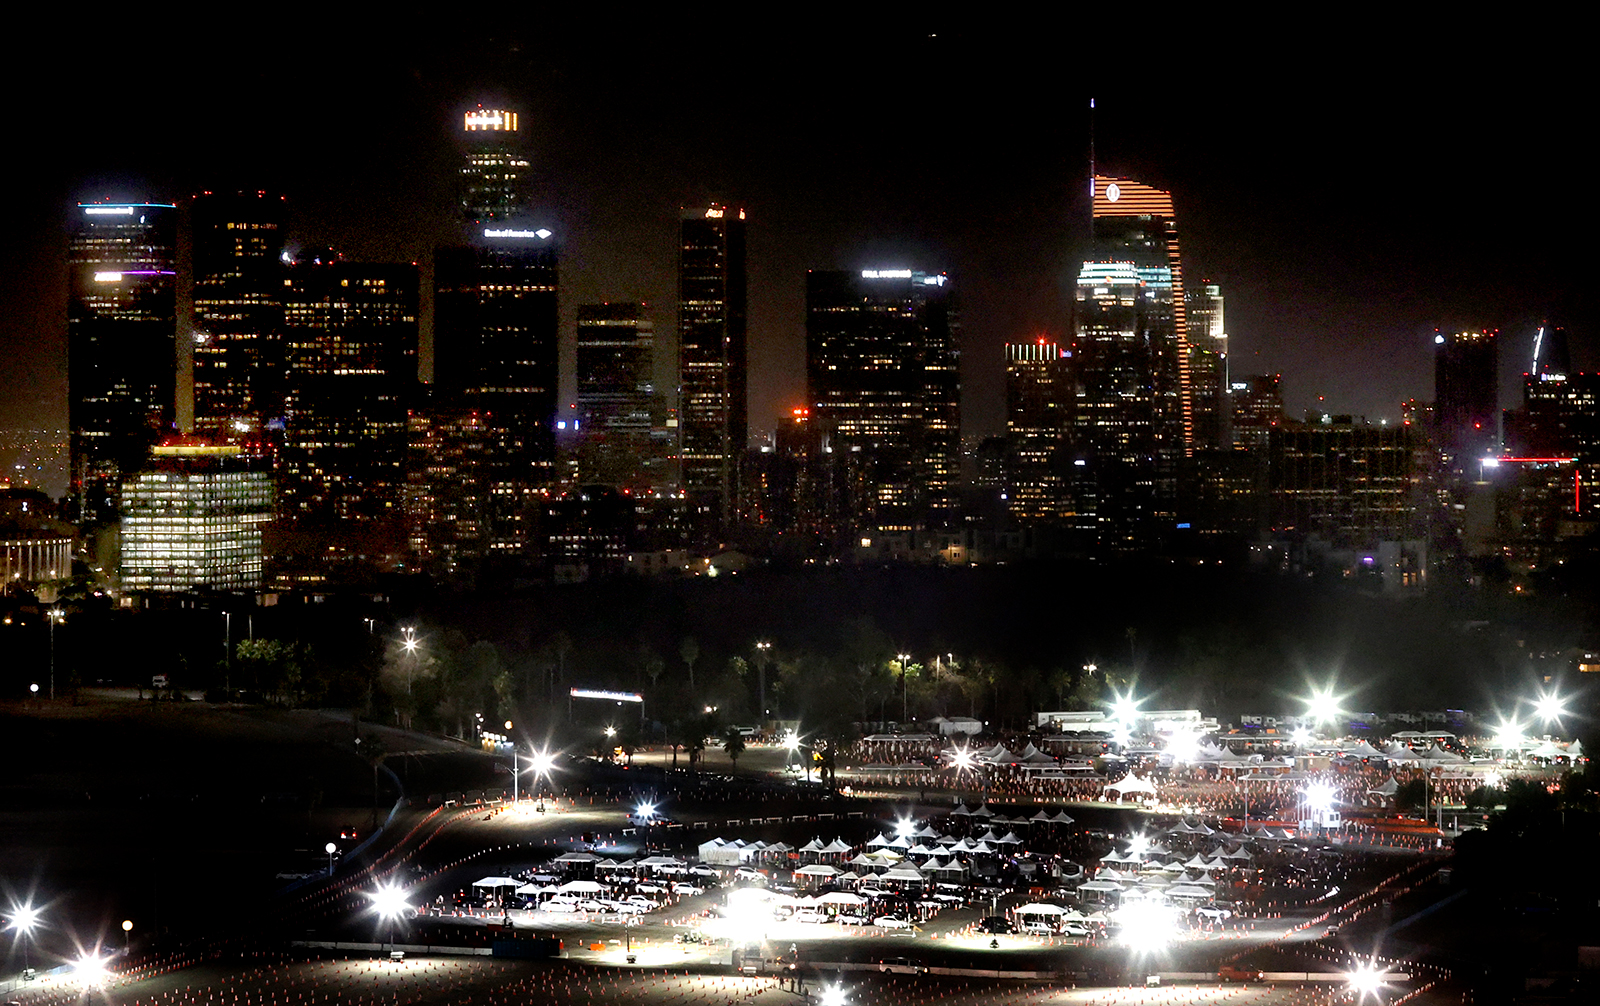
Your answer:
[464,109,517,131]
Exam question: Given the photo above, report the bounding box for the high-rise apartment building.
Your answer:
[67,201,178,522]
[678,205,747,533]
[280,254,419,522]
[192,191,286,443]
[1185,282,1229,452]
[120,440,273,592]
[1004,339,1074,523]
[1434,329,1498,461]
[459,107,529,224]
[576,303,663,490]
[432,229,559,559]
[806,269,960,530]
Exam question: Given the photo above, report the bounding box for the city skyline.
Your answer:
[3,39,1591,486]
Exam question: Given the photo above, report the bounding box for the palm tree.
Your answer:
[679,636,700,691]
[721,727,746,772]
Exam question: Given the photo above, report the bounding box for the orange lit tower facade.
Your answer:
[1088,175,1190,458]
[1072,175,1190,550]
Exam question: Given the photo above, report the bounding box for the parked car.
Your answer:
[734,867,767,883]
[636,882,667,894]
[1218,965,1264,982]
[541,900,577,914]
[689,865,718,879]
[671,883,705,896]
[1021,921,1054,936]
[874,916,912,930]
[624,895,655,909]
[877,957,924,973]
[976,916,1013,934]
[1062,922,1092,937]
[576,899,608,912]
[792,908,826,923]
[837,913,871,926]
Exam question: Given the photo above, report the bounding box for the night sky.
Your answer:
[3,34,1591,470]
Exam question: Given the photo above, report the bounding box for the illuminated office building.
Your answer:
[1531,322,1571,379]
[1069,176,1189,551]
[67,201,178,523]
[1185,281,1229,452]
[1232,374,1284,449]
[1268,418,1418,545]
[280,254,418,522]
[405,399,493,574]
[1089,175,1189,458]
[120,440,273,592]
[192,191,286,443]
[678,205,747,533]
[459,107,529,224]
[576,303,664,490]
[1004,339,1074,523]
[432,228,559,559]
[1434,328,1498,462]
[806,269,959,530]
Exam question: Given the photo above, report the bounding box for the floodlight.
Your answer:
[1305,783,1335,812]
[1532,691,1566,725]
[8,904,40,934]
[369,883,409,920]
[1347,961,1385,998]
[73,954,109,985]
[1305,685,1340,725]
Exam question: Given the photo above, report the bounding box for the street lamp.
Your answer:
[47,608,64,700]
[120,919,132,952]
[326,841,338,876]
[754,640,772,721]
[895,653,911,723]
[527,748,556,810]
[400,627,421,694]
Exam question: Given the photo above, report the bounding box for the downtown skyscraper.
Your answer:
[192,191,286,446]
[806,269,959,531]
[1004,339,1077,525]
[67,201,178,523]
[280,253,419,523]
[1072,176,1189,550]
[678,205,747,535]
[432,230,560,561]
[576,303,665,491]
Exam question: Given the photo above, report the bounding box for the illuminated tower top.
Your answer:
[459,105,529,224]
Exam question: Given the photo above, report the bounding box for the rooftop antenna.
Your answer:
[1088,97,1097,214]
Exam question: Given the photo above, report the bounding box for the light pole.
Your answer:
[400,627,420,694]
[326,841,338,876]
[47,608,64,699]
[754,641,772,723]
[896,653,911,723]
[528,748,555,811]
[120,919,132,953]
